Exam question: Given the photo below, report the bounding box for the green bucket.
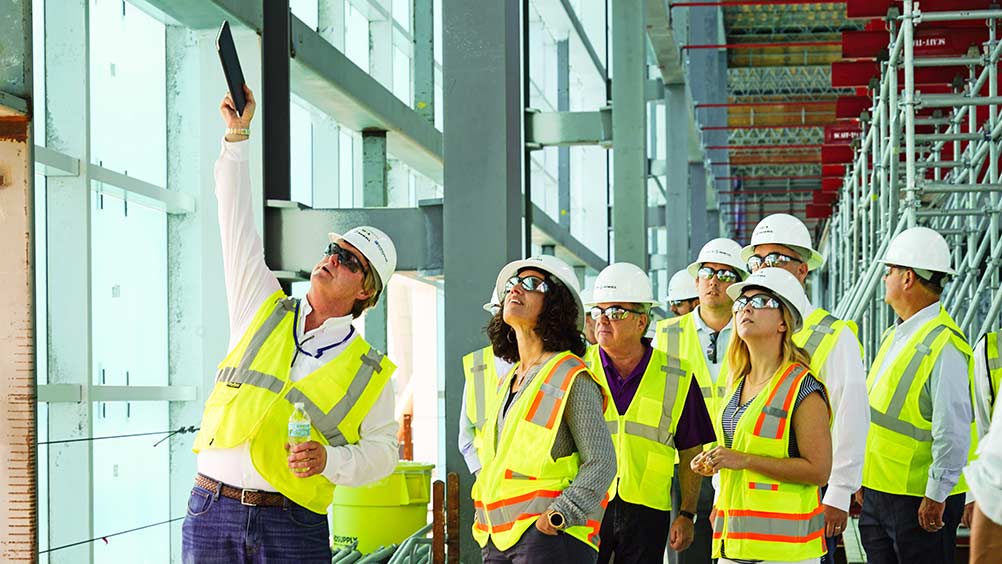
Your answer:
[331,461,435,554]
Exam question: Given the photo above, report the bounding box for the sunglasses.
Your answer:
[504,275,549,296]
[731,294,783,314]
[669,300,692,308]
[697,266,739,284]
[324,242,368,275]
[589,305,645,321]
[747,252,802,272]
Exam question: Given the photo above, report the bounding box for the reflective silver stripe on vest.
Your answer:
[754,365,807,439]
[237,297,297,372]
[320,348,386,446]
[214,297,295,390]
[802,314,838,357]
[726,511,825,540]
[478,494,555,529]
[216,366,285,395]
[471,348,490,431]
[871,324,961,443]
[989,335,1002,371]
[607,420,619,435]
[700,386,712,399]
[658,361,684,444]
[748,482,778,491]
[526,358,584,428]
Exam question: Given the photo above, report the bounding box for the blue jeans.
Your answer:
[181,483,331,563]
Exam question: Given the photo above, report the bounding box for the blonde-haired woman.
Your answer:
[691,268,832,564]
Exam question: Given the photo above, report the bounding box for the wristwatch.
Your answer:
[678,510,696,522]
[547,510,567,531]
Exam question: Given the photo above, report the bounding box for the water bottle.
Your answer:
[288,402,312,446]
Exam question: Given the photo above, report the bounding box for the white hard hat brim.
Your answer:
[740,244,825,271]
[495,259,585,329]
[584,298,661,307]
[877,257,956,276]
[726,281,804,332]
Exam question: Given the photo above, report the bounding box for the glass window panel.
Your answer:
[89,0,167,186]
[569,146,609,257]
[346,3,370,72]
[90,190,167,389]
[339,129,355,206]
[291,0,319,29]
[392,46,411,104]
[392,0,410,31]
[291,100,314,206]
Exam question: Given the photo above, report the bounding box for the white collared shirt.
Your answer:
[803,300,869,511]
[870,301,973,502]
[197,139,398,491]
[692,305,732,385]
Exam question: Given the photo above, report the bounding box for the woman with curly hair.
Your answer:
[690,268,832,564]
[471,255,616,564]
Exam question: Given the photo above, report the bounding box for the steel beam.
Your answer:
[137,0,444,184]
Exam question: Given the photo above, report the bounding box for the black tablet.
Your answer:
[216,20,247,116]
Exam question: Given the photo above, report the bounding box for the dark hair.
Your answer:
[916,271,946,296]
[487,274,585,363]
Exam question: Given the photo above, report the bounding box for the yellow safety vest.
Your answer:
[463,345,501,453]
[471,352,610,551]
[711,363,828,561]
[983,332,1002,416]
[655,313,729,426]
[793,307,863,379]
[585,345,693,511]
[192,291,395,513]
[862,307,975,497]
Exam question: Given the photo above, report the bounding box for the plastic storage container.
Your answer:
[330,461,435,554]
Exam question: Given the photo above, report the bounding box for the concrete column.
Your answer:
[665,84,691,271]
[611,0,648,267]
[362,129,388,353]
[412,0,434,123]
[443,0,525,557]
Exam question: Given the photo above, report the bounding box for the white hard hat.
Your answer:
[580,287,593,307]
[483,289,500,314]
[741,213,825,271]
[495,255,585,329]
[726,267,809,332]
[667,269,699,302]
[879,226,956,276]
[328,226,397,292]
[687,238,751,281]
[585,263,660,307]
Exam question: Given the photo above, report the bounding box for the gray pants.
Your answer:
[670,470,715,564]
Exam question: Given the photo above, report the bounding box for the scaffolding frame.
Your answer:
[823,1,1002,360]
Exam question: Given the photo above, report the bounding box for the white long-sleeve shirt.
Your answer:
[803,301,869,512]
[869,301,973,502]
[964,401,1002,525]
[197,139,398,491]
[972,335,997,439]
[458,354,514,474]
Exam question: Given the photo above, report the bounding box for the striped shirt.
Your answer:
[721,373,827,457]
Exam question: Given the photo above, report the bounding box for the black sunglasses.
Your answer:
[731,294,782,314]
[589,305,645,321]
[325,242,368,275]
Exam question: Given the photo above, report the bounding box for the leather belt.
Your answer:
[195,474,287,507]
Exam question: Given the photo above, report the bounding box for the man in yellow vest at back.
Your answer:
[741,213,869,563]
[183,87,399,562]
[654,238,750,564]
[459,290,514,475]
[584,263,716,563]
[973,332,1002,437]
[860,227,977,564]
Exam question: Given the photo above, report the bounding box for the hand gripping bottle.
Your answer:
[288,402,312,446]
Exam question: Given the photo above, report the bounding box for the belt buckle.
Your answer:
[240,488,260,506]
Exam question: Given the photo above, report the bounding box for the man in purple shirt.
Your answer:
[584,263,716,564]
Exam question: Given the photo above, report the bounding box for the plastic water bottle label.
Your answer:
[288,421,311,440]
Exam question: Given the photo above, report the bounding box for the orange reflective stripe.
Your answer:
[725,529,825,544]
[524,355,585,429]
[752,364,808,440]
